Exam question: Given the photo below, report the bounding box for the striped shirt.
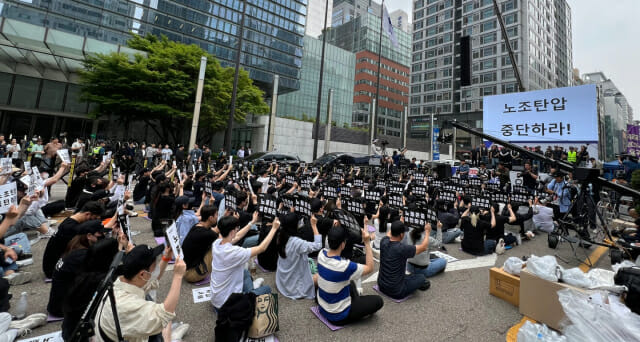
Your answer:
[317,249,364,322]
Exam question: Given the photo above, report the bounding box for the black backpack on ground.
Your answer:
[215,292,256,342]
[614,266,640,314]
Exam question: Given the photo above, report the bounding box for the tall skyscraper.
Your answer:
[0,0,307,139]
[409,0,573,145]
[389,9,411,33]
[306,0,333,38]
[326,12,411,137]
[332,0,381,27]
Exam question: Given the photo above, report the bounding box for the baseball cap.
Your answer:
[121,244,164,279]
[175,196,195,206]
[75,220,111,235]
[552,171,564,178]
[311,198,324,213]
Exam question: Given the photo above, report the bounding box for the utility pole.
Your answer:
[224,0,247,153]
[323,89,334,154]
[312,0,330,160]
[188,56,207,151]
[267,75,279,151]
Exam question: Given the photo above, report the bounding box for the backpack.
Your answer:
[614,266,640,314]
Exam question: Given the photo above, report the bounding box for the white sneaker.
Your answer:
[454,236,463,243]
[495,238,506,255]
[15,259,33,267]
[0,312,11,334]
[128,211,138,217]
[9,313,46,336]
[525,231,536,239]
[171,322,189,341]
[3,272,32,286]
[252,277,264,289]
[28,236,41,246]
[0,329,17,342]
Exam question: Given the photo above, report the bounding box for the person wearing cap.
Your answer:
[174,196,198,245]
[47,220,112,317]
[378,220,433,299]
[545,171,572,218]
[532,197,556,233]
[276,212,322,299]
[97,245,187,342]
[182,205,219,283]
[317,222,381,325]
[42,201,107,278]
[210,215,280,309]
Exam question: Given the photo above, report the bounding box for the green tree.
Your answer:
[80,34,269,143]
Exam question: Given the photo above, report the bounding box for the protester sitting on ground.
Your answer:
[317,224,382,325]
[61,235,123,340]
[531,197,556,233]
[151,181,178,237]
[210,216,280,310]
[461,206,496,256]
[276,213,322,299]
[407,220,446,278]
[98,245,187,342]
[64,161,108,209]
[9,162,69,237]
[435,199,463,244]
[42,201,106,278]
[174,196,199,245]
[372,204,391,250]
[378,219,432,299]
[485,203,517,253]
[182,205,219,283]
[47,220,112,317]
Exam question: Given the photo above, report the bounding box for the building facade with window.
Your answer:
[409,0,572,145]
[0,0,307,141]
[326,12,410,137]
[276,35,355,127]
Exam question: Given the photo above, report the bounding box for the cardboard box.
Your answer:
[489,267,520,306]
[519,269,591,331]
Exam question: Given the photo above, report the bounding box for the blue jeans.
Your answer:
[484,240,497,254]
[242,234,259,248]
[0,262,18,277]
[436,228,462,244]
[5,233,31,255]
[134,196,146,205]
[407,258,447,278]
[242,269,271,296]
[394,274,427,299]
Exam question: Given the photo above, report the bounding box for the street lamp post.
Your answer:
[312,0,330,161]
[224,0,247,154]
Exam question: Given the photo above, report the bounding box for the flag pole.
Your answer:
[373,0,385,139]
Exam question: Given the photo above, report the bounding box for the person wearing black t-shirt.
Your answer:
[461,206,496,256]
[151,182,175,237]
[485,203,517,247]
[378,220,431,299]
[42,201,105,279]
[133,168,151,204]
[183,205,219,283]
[521,162,538,193]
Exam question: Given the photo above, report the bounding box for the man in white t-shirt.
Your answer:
[237,146,245,159]
[161,145,173,161]
[256,168,271,194]
[532,198,556,233]
[71,138,85,159]
[210,216,280,309]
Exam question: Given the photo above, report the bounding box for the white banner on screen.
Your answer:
[483,84,598,144]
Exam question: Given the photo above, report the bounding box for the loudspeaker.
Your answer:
[434,163,452,179]
[460,36,472,87]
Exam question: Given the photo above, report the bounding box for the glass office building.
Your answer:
[0,0,307,140]
[276,35,355,127]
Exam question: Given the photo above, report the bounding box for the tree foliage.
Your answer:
[80,34,269,143]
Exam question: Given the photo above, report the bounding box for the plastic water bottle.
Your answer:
[15,292,27,319]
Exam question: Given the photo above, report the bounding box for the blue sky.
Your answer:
[386,0,639,119]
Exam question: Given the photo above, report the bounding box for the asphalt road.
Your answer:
[14,184,612,342]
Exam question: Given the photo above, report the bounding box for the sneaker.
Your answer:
[454,236,463,243]
[40,229,56,239]
[17,253,32,261]
[171,322,190,341]
[3,272,32,285]
[525,231,535,239]
[252,277,264,289]
[515,234,523,246]
[419,279,431,291]
[15,259,33,267]
[47,220,58,227]
[495,238,506,255]
[128,211,139,217]
[9,313,46,337]
[28,236,41,246]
